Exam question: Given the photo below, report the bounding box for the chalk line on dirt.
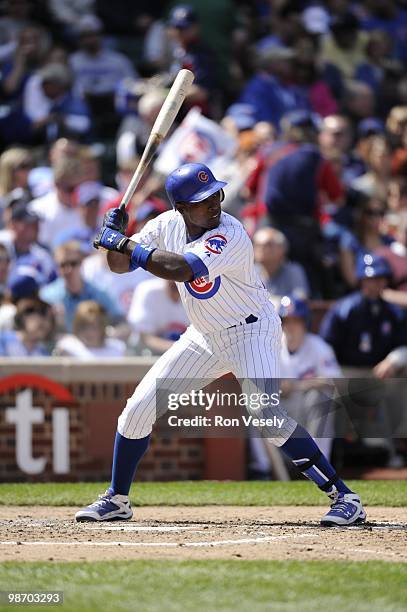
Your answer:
[0,533,315,548]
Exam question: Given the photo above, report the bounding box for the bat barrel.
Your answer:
[117,69,194,211]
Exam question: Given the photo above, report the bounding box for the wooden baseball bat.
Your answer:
[119,69,194,211]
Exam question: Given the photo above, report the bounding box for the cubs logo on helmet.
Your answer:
[204,234,227,255]
[185,275,221,299]
[198,170,209,182]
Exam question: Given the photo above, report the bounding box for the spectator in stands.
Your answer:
[40,240,124,332]
[82,245,151,316]
[0,202,56,285]
[293,33,338,118]
[359,0,407,63]
[342,80,376,128]
[167,5,217,107]
[262,110,343,294]
[168,0,238,91]
[0,244,10,302]
[238,45,309,128]
[27,138,81,199]
[47,44,70,66]
[377,211,407,295]
[351,135,392,199]
[23,62,92,144]
[253,227,309,298]
[0,148,33,208]
[77,147,118,202]
[30,157,84,249]
[355,30,393,95]
[54,300,126,359]
[128,278,188,355]
[75,181,104,238]
[0,266,40,331]
[279,295,342,459]
[142,15,177,75]
[0,0,34,63]
[0,187,31,235]
[49,137,81,165]
[69,14,136,98]
[319,114,366,187]
[0,296,54,356]
[386,105,407,150]
[320,254,407,367]
[339,193,393,289]
[258,2,303,51]
[0,23,50,101]
[69,14,136,136]
[321,12,368,80]
[52,181,107,249]
[116,88,168,165]
[355,116,386,167]
[390,149,407,185]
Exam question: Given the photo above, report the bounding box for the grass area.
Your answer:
[0,480,406,507]
[0,560,405,612]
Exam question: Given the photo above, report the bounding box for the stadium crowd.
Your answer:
[0,0,405,382]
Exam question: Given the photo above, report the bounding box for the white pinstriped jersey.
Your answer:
[130,210,273,333]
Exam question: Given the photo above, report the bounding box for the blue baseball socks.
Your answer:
[108,425,351,500]
[280,424,352,499]
[108,432,150,496]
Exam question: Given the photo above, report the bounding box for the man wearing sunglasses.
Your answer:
[30,157,85,249]
[40,240,124,332]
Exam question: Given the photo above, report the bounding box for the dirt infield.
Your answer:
[0,506,406,562]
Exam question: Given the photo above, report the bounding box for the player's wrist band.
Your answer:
[129,243,157,271]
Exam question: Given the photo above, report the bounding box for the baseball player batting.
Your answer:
[76,163,366,526]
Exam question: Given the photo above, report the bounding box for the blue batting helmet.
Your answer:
[356,254,392,280]
[165,163,227,208]
[278,295,310,322]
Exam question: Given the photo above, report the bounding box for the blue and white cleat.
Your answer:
[321,492,366,527]
[75,491,133,522]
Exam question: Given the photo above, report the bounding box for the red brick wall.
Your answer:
[0,384,206,482]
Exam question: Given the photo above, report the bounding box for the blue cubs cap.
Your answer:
[281,110,322,132]
[8,267,40,301]
[357,118,385,138]
[10,202,39,223]
[168,4,197,29]
[225,103,256,130]
[356,254,392,280]
[278,295,310,321]
[165,163,227,208]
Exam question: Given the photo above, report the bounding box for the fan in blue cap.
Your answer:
[356,253,392,280]
[278,294,310,322]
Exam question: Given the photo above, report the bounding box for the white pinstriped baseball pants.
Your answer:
[118,307,297,445]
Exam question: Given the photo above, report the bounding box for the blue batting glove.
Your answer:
[93,226,129,252]
[104,207,129,233]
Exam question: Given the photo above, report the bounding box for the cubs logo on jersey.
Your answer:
[185,275,221,299]
[204,234,227,255]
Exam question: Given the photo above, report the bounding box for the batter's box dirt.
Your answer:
[0,506,406,562]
